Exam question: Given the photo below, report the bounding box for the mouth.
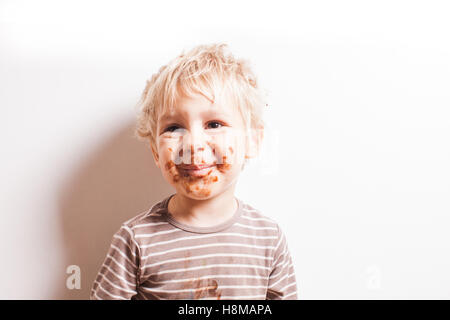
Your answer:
[177,164,215,177]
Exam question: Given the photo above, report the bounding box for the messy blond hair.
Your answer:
[134,43,267,150]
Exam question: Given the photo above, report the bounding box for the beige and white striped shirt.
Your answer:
[90,194,298,300]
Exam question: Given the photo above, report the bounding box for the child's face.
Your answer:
[151,92,248,199]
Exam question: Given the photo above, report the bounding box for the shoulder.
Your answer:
[117,196,173,237]
[239,200,293,260]
[240,200,278,226]
[238,199,281,238]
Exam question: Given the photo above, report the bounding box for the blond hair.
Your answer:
[134,43,267,150]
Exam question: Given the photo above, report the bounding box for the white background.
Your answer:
[1,0,449,299]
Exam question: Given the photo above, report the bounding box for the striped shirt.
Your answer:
[90,194,298,300]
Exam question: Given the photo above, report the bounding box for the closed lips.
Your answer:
[177,164,214,170]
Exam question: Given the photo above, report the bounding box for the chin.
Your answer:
[180,189,214,200]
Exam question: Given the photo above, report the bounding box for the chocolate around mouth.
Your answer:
[164,159,226,197]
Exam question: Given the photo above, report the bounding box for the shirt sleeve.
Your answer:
[90,224,141,300]
[266,224,298,299]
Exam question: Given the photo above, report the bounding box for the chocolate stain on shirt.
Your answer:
[190,278,221,300]
[182,255,222,300]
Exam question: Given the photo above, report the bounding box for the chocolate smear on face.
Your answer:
[164,142,238,195]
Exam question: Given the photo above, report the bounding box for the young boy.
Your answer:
[90,43,297,300]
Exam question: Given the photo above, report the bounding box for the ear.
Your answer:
[245,127,264,159]
[150,142,161,169]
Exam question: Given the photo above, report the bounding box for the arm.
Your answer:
[266,225,298,300]
[90,224,140,300]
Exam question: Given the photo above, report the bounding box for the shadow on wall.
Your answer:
[53,120,173,299]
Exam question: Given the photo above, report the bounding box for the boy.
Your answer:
[90,43,297,300]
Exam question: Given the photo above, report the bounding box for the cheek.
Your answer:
[164,159,181,183]
[213,132,245,173]
[157,139,177,161]
[157,140,179,177]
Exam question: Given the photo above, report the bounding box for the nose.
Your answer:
[178,128,207,165]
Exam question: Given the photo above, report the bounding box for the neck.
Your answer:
[168,185,238,228]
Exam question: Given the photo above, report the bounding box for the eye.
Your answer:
[164,125,181,133]
[206,121,224,129]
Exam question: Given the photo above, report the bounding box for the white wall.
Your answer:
[1,0,449,299]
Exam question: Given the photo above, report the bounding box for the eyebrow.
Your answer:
[159,114,178,124]
[159,108,232,124]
